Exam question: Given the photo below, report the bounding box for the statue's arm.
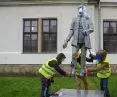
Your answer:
[65,19,75,42]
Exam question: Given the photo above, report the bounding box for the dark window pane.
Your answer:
[24,34,30,41]
[104,27,109,33]
[31,34,37,43]
[31,34,38,52]
[110,22,116,33]
[24,20,30,26]
[50,20,57,32]
[110,28,116,33]
[43,20,49,32]
[43,26,49,32]
[31,27,37,32]
[42,19,57,53]
[110,22,116,27]
[43,34,49,40]
[24,34,31,52]
[43,20,49,26]
[50,34,57,52]
[24,27,30,32]
[32,20,37,27]
[51,20,56,25]
[104,40,117,53]
[104,22,109,27]
[50,34,56,41]
[50,26,56,32]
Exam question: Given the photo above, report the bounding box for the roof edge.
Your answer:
[0,1,97,6]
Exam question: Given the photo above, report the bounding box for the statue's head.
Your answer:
[78,5,89,17]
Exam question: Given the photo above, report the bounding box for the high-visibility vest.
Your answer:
[97,58,111,78]
[75,62,81,76]
[38,58,57,79]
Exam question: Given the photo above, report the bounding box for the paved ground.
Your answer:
[51,89,104,97]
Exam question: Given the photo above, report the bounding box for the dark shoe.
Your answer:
[50,93,59,97]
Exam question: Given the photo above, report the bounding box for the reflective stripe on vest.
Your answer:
[38,58,57,79]
[97,58,111,78]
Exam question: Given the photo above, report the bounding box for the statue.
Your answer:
[63,5,94,76]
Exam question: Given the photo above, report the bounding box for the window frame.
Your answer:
[41,18,57,53]
[103,20,117,54]
[23,18,38,53]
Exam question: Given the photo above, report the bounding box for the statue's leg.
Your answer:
[80,44,87,76]
[71,46,80,74]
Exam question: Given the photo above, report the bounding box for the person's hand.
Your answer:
[66,72,72,77]
[84,68,88,75]
[86,68,95,76]
[71,62,75,68]
[63,41,68,49]
[89,53,95,60]
[85,68,93,76]
[79,72,85,76]
[87,68,94,73]
[79,69,85,76]
[51,78,54,83]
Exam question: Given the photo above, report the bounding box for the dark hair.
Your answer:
[56,53,66,65]
[56,53,66,59]
[97,50,107,61]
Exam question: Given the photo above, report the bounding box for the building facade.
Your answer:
[0,0,117,74]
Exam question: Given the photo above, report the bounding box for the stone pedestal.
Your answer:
[51,89,104,97]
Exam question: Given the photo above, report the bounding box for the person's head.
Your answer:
[56,53,66,65]
[96,50,107,62]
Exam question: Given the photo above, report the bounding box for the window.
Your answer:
[23,18,57,53]
[42,19,57,53]
[103,21,117,53]
[23,19,38,53]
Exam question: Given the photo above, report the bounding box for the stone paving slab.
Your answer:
[51,89,104,97]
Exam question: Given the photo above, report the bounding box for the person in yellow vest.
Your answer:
[38,53,71,97]
[87,50,111,97]
[74,51,93,90]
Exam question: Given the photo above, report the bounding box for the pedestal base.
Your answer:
[50,89,104,97]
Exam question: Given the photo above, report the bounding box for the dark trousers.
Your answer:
[40,75,51,97]
[100,78,110,97]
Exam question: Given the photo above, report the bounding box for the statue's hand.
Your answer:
[84,29,92,36]
[63,41,68,49]
[83,30,88,36]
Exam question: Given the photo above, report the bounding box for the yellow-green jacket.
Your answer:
[38,58,57,79]
[97,58,111,78]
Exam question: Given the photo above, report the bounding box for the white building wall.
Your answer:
[0,5,95,64]
[101,6,117,64]
[101,0,117,2]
